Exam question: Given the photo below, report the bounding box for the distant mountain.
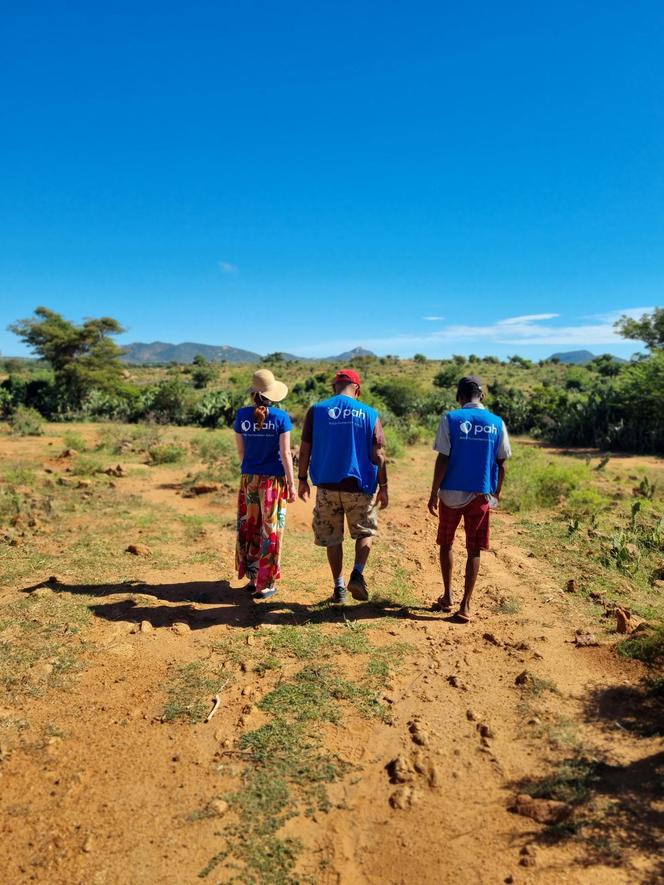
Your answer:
[121,342,262,364]
[548,350,626,365]
[325,347,375,362]
[120,341,376,365]
[548,349,596,364]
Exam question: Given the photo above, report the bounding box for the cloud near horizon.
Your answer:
[286,306,655,358]
[218,261,238,274]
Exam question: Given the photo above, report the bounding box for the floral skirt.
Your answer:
[235,474,288,591]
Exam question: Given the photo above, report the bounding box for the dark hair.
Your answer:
[457,379,482,401]
[252,392,270,429]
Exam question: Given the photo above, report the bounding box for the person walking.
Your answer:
[427,375,511,622]
[297,369,388,604]
[233,369,296,600]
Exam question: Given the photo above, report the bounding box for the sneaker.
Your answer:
[332,585,348,605]
[253,586,277,600]
[347,569,369,601]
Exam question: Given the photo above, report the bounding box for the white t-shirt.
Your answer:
[433,402,512,508]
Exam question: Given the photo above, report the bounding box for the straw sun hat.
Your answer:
[249,369,288,403]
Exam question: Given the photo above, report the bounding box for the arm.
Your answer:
[234,432,245,460]
[496,459,506,500]
[427,453,449,516]
[373,442,389,509]
[279,431,296,502]
[297,408,313,501]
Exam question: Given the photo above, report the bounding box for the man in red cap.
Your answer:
[298,369,388,603]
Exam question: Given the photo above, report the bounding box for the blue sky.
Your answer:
[1,1,662,359]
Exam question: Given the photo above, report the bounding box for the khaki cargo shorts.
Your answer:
[313,488,379,547]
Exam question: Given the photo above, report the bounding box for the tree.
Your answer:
[413,353,427,363]
[615,307,663,351]
[191,354,216,389]
[9,307,126,407]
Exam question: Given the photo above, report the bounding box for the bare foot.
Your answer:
[437,594,453,613]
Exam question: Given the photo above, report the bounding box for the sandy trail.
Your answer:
[0,442,660,884]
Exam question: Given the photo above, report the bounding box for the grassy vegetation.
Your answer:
[0,591,92,701]
[162,661,224,723]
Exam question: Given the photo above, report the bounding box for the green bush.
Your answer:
[562,488,609,520]
[10,405,44,436]
[619,625,664,664]
[503,448,585,511]
[148,442,188,464]
[62,430,87,452]
[383,426,405,459]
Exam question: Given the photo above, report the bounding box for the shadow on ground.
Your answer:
[21,578,440,628]
[510,678,664,881]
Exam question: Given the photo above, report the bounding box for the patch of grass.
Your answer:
[503,447,587,512]
[10,406,43,436]
[2,462,37,486]
[162,661,222,723]
[619,624,664,665]
[0,592,92,700]
[96,422,163,455]
[493,595,522,614]
[148,442,188,464]
[259,664,383,724]
[521,757,601,805]
[62,430,87,452]
[70,455,105,476]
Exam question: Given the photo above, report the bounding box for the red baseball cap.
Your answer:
[335,368,361,387]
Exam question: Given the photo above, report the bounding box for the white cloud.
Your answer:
[218,261,238,274]
[497,313,559,325]
[423,315,445,321]
[285,306,655,357]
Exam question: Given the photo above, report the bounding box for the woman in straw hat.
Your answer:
[233,369,296,599]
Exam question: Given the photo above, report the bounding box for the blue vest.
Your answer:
[309,395,379,495]
[441,408,504,494]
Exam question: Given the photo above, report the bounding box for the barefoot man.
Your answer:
[298,368,389,604]
[427,375,511,622]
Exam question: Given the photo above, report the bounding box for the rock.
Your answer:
[389,785,421,809]
[615,608,635,634]
[104,464,126,477]
[624,543,639,559]
[190,483,219,495]
[139,620,154,634]
[447,675,464,689]
[574,632,599,647]
[519,856,536,867]
[208,798,229,816]
[82,835,94,853]
[478,723,495,739]
[565,579,576,593]
[77,480,92,489]
[515,670,533,686]
[483,632,502,646]
[61,448,78,458]
[466,709,477,721]
[31,587,53,599]
[510,793,572,824]
[171,622,190,636]
[653,580,664,591]
[408,717,431,747]
[386,754,414,784]
[126,544,151,556]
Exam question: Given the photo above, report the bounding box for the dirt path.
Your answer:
[0,438,660,884]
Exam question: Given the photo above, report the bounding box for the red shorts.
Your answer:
[436,496,491,551]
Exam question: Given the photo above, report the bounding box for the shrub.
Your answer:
[62,430,87,452]
[562,488,610,520]
[10,405,44,436]
[148,442,188,465]
[383,426,405,459]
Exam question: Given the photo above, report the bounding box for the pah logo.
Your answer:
[241,419,252,432]
[328,405,366,421]
[459,420,473,436]
[241,418,277,432]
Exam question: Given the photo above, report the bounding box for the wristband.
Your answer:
[379,483,388,488]
[298,475,308,481]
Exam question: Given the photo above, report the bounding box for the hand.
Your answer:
[378,485,389,509]
[427,493,439,516]
[286,482,296,503]
[298,479,310,502]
